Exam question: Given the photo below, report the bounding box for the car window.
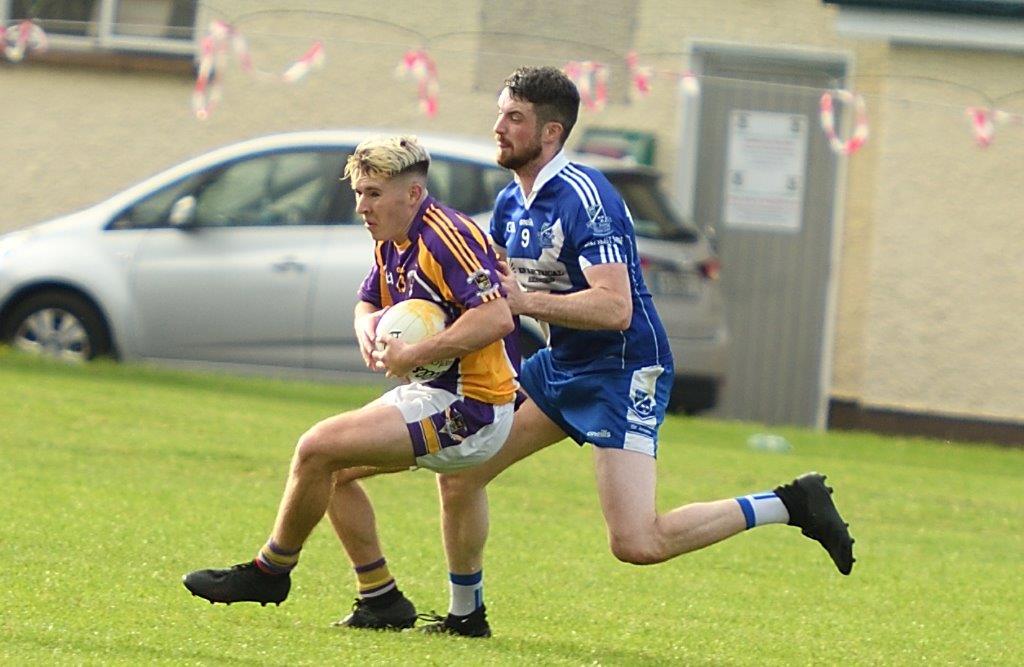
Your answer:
[111,150,349,230]
[481,167,511,209]
[194,151,345,227]
[606,173,699,242]
[429,159,484,214]
[110,174,205,229]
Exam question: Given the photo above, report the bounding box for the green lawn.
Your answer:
[1,349,1021,665]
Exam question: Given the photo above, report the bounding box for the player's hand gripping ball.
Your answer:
[374,299,455,381]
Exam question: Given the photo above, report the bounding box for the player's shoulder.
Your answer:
[552,161,623,214]
[420,200,490,250]
[558,161,618,195]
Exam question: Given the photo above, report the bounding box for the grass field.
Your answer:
[2,349,1021,665]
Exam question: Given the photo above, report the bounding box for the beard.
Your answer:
[496,136,543,171]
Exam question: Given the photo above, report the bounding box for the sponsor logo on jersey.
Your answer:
[586,204,613,237]
[440,407,467,442]
[467,268,498,298]
[631,388,655,419]
[513,264,566,285]
[582,235,625,249]
[538,217,558,248]
[627,366,663,424]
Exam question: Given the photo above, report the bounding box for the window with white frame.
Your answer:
[3,0,197,57]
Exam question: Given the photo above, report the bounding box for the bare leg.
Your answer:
[327,466,409,566]
[270,404,414,552]
[593,447,746,565]
[437,400,567,572]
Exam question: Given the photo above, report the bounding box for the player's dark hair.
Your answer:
[504,66,580,145]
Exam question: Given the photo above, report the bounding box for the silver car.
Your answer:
[0,130,727,413]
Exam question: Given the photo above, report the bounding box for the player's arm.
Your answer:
[354,300,384,369]
[409,297,513,365]
[499,261,632,331]
[374,298,514,378]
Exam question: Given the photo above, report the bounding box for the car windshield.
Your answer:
[604,172,699,242]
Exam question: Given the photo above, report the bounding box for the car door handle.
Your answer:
[271,258,306,273]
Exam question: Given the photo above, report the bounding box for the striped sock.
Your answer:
[735,492,790,530]
[255,539,301,574]
[354,557,397,601]
[449,570,483,617]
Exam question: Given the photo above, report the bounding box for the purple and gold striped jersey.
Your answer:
[358,196,518,405]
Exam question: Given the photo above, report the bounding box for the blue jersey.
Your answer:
[489,152,672,373]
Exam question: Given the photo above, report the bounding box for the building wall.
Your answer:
[3,0,1022,426]
[860,46,1024,422]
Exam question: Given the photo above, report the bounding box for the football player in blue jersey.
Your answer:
[423,66,856,636]
[181,136,519,635]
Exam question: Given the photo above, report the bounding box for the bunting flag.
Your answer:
[396,49,440,117]
[963,107,1024,147]
[564,60,608,111]
[626,51,652,98]
[191,33,223,120]
[191,20,324,119]
[1,20,47,62]
[282,41,325,83]
[819,89,869,156]
[966,107,997,148]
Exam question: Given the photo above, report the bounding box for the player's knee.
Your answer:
[608,533,663,566]
[436,472,484,503]
[294,424,336,470]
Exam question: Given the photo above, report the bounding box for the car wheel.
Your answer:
[2,291,112,362]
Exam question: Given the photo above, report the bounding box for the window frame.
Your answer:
[2,0,197,58]
[106,147,353,231]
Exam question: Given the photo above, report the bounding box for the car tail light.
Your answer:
[639,255,652,271]
[699,257,721,281]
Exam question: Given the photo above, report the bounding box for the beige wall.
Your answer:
[859,47,1024,421]
[3,0,1022,424]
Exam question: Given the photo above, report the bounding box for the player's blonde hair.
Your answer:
[343,135,431,183]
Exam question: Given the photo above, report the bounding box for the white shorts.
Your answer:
[378,383,514,473]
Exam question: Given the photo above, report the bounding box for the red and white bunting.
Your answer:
[396,49,440,117]
[191,20,324,120]
[964,107,1024,147]
[564,61,608,111]
[282,41,325,83]
[966,107,996,147]
[819,89,869,156]
[191,33,222,120]
[1,20,47,62]
[626,51,652,98]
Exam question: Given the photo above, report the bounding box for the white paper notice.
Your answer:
[723,110,808,232]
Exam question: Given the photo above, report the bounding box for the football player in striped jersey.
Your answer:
[183,136,518,635]
[423,66,855,636]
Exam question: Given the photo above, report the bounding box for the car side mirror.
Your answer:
[168,196,197,228]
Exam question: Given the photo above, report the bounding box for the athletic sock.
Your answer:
[255,539,301,574]
[354,557,398,607]
[448,570,483,617]
[735,492,790,530]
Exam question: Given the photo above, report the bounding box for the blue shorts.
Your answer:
[520,348,674,458]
